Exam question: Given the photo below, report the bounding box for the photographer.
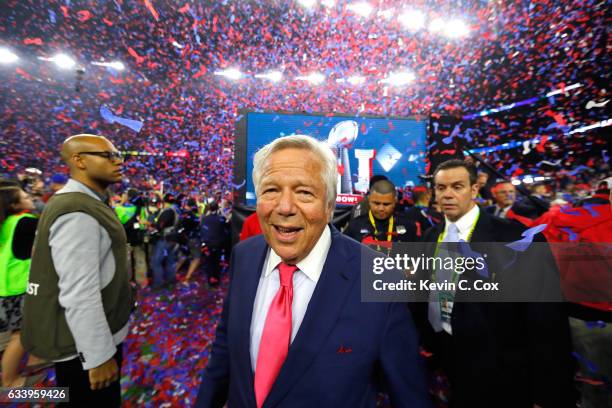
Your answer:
[199,202,229,287]
[150,194,179,289]
[177,198,203,283]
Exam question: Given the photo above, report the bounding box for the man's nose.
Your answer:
[276,189,296,215]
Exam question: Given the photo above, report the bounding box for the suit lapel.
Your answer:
[263,227,358,408]
[235,238,269,407]
[470,210,493,243]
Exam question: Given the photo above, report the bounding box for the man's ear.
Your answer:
[326,203,335,222]
[72,154,86,170]
[471,183,479,199]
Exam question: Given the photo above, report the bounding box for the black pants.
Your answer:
[54,344,123,408]
[205,247,222,283]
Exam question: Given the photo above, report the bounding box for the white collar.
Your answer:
[264,225,331,283]
[444,204,480,236]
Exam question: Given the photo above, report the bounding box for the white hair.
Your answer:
[252,134,338,210]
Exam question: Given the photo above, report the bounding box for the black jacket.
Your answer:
[201,213,229,249]
[344,212,418,243]
[411,210,576,408]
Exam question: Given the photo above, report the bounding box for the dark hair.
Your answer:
[370,179,396,195]
[163,193,176,204]
[0,179,20,188]
[186,198,197,207]
[0,187,23,226]
[433,159,478,185]
[207,201,219,213]
[412,185,430,203]
[491,179,513,189]
[368,175,389,190]
[126,188,139,201]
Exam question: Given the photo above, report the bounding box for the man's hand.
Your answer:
[88,357,118,390]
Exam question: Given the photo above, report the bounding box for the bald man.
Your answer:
[22,135,134,407]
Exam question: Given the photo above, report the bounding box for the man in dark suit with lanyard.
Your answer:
[345,179,418,246]
[412,159,576,408]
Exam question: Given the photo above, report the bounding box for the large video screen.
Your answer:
[235,112,427,206]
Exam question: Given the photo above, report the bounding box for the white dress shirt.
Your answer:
[430,205,481,334]
[493,204,511,218]
[250,226,332,371]
[442,204,480,242]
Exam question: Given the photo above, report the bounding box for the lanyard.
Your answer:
[368,211,394,242]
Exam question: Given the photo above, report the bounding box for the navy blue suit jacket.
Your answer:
[195,226,431,408]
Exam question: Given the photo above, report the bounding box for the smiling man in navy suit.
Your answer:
[195,135,430,408]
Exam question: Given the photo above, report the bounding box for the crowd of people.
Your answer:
[1,0,608,195]
[0,0,610,407]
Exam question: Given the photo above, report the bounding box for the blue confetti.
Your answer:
[100,105,144,133]
[506,224,547,252]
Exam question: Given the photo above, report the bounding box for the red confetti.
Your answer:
[15,68,32,80]
[23,38,43,45]
[127,47,146,64]
[76,10,92,22]
[144,0,160,21]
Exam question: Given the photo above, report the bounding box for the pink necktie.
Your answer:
[254,263,297,408]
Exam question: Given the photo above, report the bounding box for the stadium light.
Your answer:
[428,17,445,33]
[347,3,373,17]
[297,72,325,84]
[377,9,394,20]
[214,68,243,80]
[398,10,425,31]
[255,71,283,82]
[381,71,415,86]
[347,75,365,85]
[336,76,365,85]
[108,61,125,71]
[321,0,335,8]
[443,19,470,38]
[91,61,126,71]
[0,48,19,64]
[298,0,316,8]
[52,53,76,69]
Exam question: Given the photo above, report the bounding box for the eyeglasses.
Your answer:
[78,151,125,162]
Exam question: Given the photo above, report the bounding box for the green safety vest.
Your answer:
[114,204,138,225]
[0,213,37,296]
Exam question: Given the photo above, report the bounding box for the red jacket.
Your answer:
[239,212,262,241]
[510,204,612,313]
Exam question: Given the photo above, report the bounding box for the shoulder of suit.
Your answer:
[339,232,382,259]
[485,211,528,237]
[393,212,412,222]
[348,213,370,224]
